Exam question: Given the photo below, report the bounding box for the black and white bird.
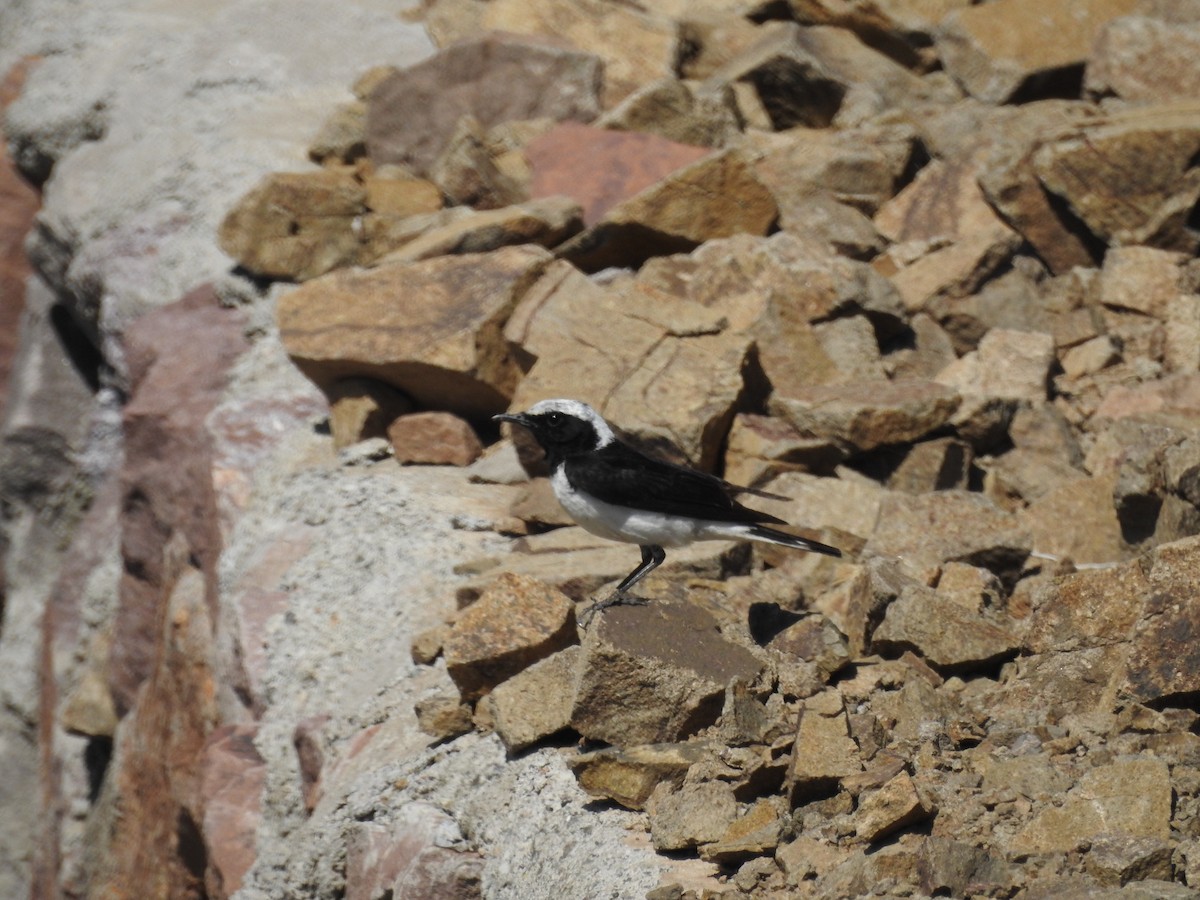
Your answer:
[495,399,841,614]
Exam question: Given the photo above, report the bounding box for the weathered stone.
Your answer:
[568,741,709,810]
[723,413,841,488]
[362,166,443,217]
[937,0,1142,103]
[327,378,414,450]
[1020,474,1129,565]
[886,314,958,382]
[525,122,710,226]
[982,448,1085,509]
[873,159,1021,313]
[570,598,763,746]
[872,580,1021,671]
[787,690,862,801]
[700,799,784,863]
[754,471,885,554]
[771,380,961,455]
[481,646,580,752]
[428,114,526,210]
[1122,536,1200,706]
[767,613,851,682]
[751,123,916,216]
[387,412,483,467]
[705,23,938,129]
[595,77,741,148]
[776,835,852,884]
[1033,101,1200,253]
[1099,245,1187,320]
[1008,757,1172,855]
[1061,335,1120,380]
[558,148,777,272]
[1094,373,1200,429]
[481,0,677,106]
[308,100,367,163]
[864,490,1032,584]
[916,837,1011,897]
[366,34,602,175]
[647,780,738,852]
[278,245,552,420]
[345,804,483,900]
[1087,15,1200,104]
[217,170,366,281]
[1085,833,1175,886]
[854,771,932,843]
[813,316,886,383]
[887,437,972,494]
[201,724,267,897]
[443,573,577,701]
[414,692,473,742]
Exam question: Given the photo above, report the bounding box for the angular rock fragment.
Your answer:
[647,780,738,852]
[345,804,483,900]
[278,245,552,420]
[570,598,763,746]
[864,490,1032,584]
[872,580,1021,671]
[787,690,862,802]
[1086,15,1200,104]
[1084,833,1175,886]
[1122,536,1200,706]
[770,380,960,455]
[887,437,972,494]
[568,741,709,810]
[558,148,777,272]
[366,34,602,174]
[1019,474,1128,565]
[699,799,784,863]
[937,0,1142,104]
[443,573,577,702]
[414,693,473,742]
[218,170,366,281]
[387,411,482,467]
[480,646,580,752]
[723,413,841,488]
[854,771,932,843]
[327,378,414,450]
[767,613,851,683]
[595,77,742,148]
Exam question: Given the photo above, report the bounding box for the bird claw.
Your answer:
[579,591,648,627]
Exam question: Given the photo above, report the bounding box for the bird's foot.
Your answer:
[579,591,648,627]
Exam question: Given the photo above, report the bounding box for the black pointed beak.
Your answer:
[493,412,530,429]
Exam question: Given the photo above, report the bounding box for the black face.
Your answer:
[497,410,599,464]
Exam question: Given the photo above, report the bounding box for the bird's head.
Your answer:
[494,398,615,461]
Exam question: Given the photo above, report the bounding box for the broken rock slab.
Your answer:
[787,689,863,803]
[443,572,577,702]
[1086,15,1200,104]
[647,780,739,852]
[365,33,603,175]
[480,645,580,753]
[570,598,763,746]
[277,244,552,421]
[568,741,709,810]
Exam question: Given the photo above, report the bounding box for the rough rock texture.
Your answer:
[9,0,1200,898]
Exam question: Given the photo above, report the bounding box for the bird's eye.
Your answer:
[544,411,563,426]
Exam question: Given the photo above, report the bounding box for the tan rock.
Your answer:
[1007,757,1172,854]
[377,196,583,265]
[481,0,678,106]
[218,169,366,281]
[277,244,552,420]
[430,115,526,210]
[854,772,933,843]
[888,437,972,494]
[723,413,841,488]
[481,646,581,752]
[1033,101,1200,253]
[308,100,367,164]
[1099,245,1187,319]
[387,411,483,466]
[595,77,742,148]
[754,470,885,550]
[362,168,443,217]
[700,799,785,863]
[1086,15,1200,104]
[1085,833,1175,886]
[558,148,777,273]
[1060,334,1119,379]
[1122,536,1200,705]
[1019,474,1129,565]
[787,689,863,802]
[414,692,473,742]
[813,316,886,383]
[864,490,1032,584]
[935,562,1003,613]
[981,447,1086,506]
[647,781,739,851]
[872,580,1021,671]
[443,572,577,701]
[937,0,1142,103]
[327,378,415,450]
[770,379,961,454]
[568,741,708,810]
[570,598,763,746]
[767,613,851,682]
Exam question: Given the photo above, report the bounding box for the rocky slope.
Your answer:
[4,0,1200,898]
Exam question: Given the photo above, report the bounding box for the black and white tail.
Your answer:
[746,524,842,557]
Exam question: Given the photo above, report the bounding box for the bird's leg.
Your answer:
[582,545,665,626]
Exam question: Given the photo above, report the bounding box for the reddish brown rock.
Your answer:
[1122,536,1200,706]
[443,573,577,701]
[387,411,483,466]
[277,245,552,420]
[570,598,763,746]
[525,122,710,225]
[345,803,483,900]
[201,724,267,898]
[366,34,602,175]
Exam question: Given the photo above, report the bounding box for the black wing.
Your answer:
[563,440,787,525]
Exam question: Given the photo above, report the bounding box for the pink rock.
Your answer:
[525,122,710,225]
[201,724,267,897]
[387,411,483,466]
